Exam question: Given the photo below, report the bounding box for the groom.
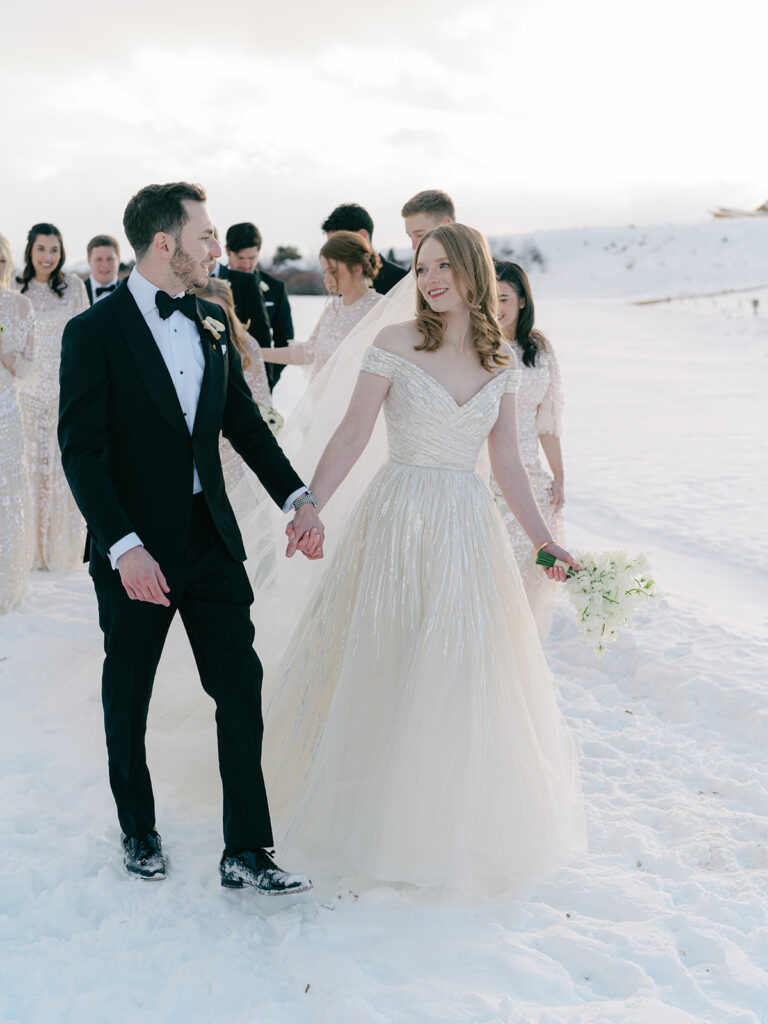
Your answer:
[58,182,323,892]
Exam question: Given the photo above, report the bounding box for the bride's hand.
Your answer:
[541,542,581,582]
[286,506,325,560]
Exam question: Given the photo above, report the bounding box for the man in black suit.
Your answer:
[321,203,407,295]
[58,182,323,891]
[210,257,272,348]
[84,234,121,305]
[225,223,293,390]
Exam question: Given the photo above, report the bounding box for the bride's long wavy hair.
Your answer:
[413,223,510,373]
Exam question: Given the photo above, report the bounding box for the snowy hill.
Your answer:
[395,218,768,302]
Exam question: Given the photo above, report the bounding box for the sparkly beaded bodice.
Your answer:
[305,290,381,378]
[361,346,521,472]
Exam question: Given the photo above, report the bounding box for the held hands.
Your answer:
[286,504,325,560]
[117,547,171,606]
[541,542,581,583]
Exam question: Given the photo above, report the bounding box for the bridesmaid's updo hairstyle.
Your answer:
[414,223,510,373]
[319,231,381,289]
[19,223,67,297]
[123,181,207,258]
[494,261,548,368]
[0,233,13,290]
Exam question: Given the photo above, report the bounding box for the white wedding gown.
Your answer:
[261,345,586,896]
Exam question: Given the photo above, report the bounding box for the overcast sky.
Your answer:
[3,0,765,265]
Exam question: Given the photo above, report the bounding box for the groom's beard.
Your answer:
[170,244,212,291]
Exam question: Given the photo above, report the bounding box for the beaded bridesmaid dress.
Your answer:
[262,345,585,896]
[17,274,88,570]
[491,341,564,638]
[301,289,381,378]
[0,289,35,611]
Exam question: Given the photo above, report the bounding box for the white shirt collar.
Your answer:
[90,275,119,292]
[128,266,185,316]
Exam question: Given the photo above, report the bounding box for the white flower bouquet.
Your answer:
[258,405,284,435]
[536,549,656,656]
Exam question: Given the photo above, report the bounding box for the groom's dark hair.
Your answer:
[123,182,207,258]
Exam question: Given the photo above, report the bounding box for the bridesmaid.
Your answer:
[0,233,36,611]
[15,223,88,570]
[192,276,275,494]
[260,231,382,379]
[492,261,566,639]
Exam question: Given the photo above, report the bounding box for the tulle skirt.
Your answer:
[262,460,586,896]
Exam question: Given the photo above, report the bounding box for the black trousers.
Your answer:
[91,494,273,848]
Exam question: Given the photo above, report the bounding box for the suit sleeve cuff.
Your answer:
[108,533,143,570]
[282,487,308,514]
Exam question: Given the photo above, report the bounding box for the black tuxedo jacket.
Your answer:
[374,254,408,295]
[58,280,304,575]
[256,269,293,346]
[256,269,294,388]
[216,264,272,347]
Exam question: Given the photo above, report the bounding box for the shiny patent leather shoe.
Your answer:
[122,830,167,880]
[219,848,312,894]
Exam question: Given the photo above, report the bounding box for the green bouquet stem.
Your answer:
[536,550,577,576]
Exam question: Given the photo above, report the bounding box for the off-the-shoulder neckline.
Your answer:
[368,347,516,409]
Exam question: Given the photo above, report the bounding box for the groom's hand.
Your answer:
[117,547,171,606]
[286,506,325,560]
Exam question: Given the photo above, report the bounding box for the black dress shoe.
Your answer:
[219,848,312,894]
[122,830,166,880]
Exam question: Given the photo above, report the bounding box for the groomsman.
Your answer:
[401,190,456,250]
[210,256,272,349]
[320,203,407,295]
[225,223,293,389]
[85,235,121,304]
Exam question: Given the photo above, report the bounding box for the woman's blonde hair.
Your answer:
[0,233,14,290]
[413,223,509,373]
[193,277,252,369]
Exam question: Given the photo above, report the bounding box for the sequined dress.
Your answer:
[263,346,585,895]
[301,289,381,378]
[491,342,564,637]
[0,290,35,611]
[17,274,88,569]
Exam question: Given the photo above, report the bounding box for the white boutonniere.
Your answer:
[259,280,269,293]
[257,404,284,435]
[201,316,225,350]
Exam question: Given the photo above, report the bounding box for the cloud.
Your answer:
[2,0,767,264]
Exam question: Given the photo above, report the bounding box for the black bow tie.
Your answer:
[155,291,197,321]
[95,284,116,297]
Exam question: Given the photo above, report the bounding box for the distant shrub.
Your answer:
[268,267,325,295]
[272,245,302,266]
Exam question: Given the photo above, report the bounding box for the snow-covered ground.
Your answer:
[2,222,767,1023]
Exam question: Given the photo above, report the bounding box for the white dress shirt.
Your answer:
[90,275,119,302]
[107,268,306,569]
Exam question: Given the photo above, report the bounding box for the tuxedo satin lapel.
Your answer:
[192,299,225,436]
[110,285,189,436]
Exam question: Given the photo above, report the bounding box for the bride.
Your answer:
[256,224,586,895]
